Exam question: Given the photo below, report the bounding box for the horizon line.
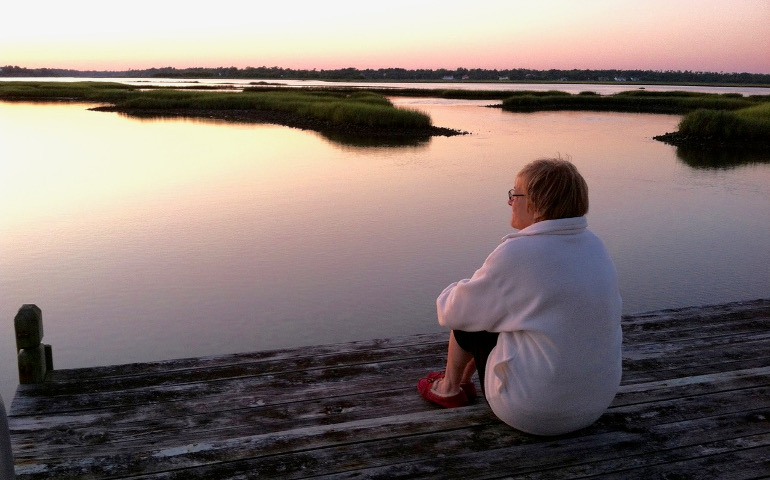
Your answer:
[3,65,770,76]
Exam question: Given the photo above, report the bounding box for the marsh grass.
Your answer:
[677,103,770,141]
[0,81,137,102]
[501,90,762,114]
[736,102,770,123]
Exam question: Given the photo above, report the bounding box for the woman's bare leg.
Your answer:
[462,357,477,384]
[432,331,475,396]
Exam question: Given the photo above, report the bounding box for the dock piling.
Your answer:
[14,305,52,384]
[0,396,15,479]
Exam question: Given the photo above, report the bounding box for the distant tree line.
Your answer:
[1,65,768,85]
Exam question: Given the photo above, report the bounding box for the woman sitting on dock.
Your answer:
[418,158,622,436]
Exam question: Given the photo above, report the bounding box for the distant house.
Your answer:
[614,76,627,82]
[499,76,509,81]
[442,75,454,80]
[461,74,470,80]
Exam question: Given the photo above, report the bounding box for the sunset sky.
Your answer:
[2,0,769,73]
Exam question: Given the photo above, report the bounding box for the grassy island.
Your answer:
[658,102,770,146]
[499,89,766,113]
[0,82,463,143]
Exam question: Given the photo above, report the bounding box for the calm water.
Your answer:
[1,91,769,406]
[5,76,770,96]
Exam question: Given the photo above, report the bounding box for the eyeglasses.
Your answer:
[508,189,525,201]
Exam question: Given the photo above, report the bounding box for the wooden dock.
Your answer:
[7,299,770,479]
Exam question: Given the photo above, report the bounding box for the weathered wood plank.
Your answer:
[620,299,770,326]
[300,433,770,480]
[587,443,770,480]
[461,434,770,479]
[43,334,450,382]
[31,340,449,393]
[623,314,769,342]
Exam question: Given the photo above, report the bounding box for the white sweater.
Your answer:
[437,216,622,435]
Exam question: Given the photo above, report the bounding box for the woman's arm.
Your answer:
[437,245,515,331]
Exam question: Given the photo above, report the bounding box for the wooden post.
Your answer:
[0,395,15,479]
[15,305,53,384]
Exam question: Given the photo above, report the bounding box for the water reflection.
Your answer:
[674,144,770,169]
[111,111,239,124]
[319,131,434,148]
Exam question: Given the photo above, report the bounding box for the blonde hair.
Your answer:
[519,158,589,221]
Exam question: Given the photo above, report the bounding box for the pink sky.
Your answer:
[2,0,769,73]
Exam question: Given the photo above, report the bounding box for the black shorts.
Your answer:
[453,330,500,395]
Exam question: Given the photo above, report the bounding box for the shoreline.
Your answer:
[653,131,770,152]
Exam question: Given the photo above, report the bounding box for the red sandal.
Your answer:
[425,371,478,399]
[418,372,469,408]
